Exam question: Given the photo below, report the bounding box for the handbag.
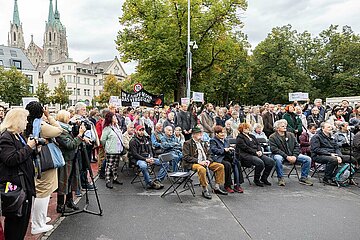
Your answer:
[36,140,65,173]
[110,126,127,156]
[0,171,27,217]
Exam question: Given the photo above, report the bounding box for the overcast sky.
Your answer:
[1,0,359,75]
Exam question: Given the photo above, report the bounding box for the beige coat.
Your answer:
[35,116,63,198]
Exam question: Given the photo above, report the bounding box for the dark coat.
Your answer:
[283,112,302,134]
[209,136,231,163]
[176,110,192,131]
[129,135,154,164]
[263,112,279,137]
[299,131,311,155]
[182,139,213,170]
[353,131,360,161]
[236,133,261,158]
[269,131,300,159]
[310,130,342,158]
[0,130,36,196]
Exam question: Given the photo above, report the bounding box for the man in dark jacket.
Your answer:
[129,125,169,190]
[176,104,192,140]
[269,119,313,187]
[183,127,227,199]
[310,122,356,184]
[263,104,278,137]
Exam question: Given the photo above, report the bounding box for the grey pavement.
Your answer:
[47,167,360,240]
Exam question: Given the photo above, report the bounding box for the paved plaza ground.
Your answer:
[44,165,360,240]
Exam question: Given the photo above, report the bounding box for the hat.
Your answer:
[192,126,202,134]
[136,125,145,131]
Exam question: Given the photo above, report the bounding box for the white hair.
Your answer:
[273,119,288,130]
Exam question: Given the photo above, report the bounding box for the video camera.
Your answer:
[69,118,92,136]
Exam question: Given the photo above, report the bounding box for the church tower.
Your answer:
[8,0,25,50]
[43,0,68,63]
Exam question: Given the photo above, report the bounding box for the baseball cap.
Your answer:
[136,125,145,131]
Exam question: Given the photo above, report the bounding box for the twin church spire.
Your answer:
[8,0,68,66]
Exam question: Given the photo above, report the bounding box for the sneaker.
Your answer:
[299,177,313,186]
[147,181,162,190]
[75,190,82,197]
[56,204,75,213]
[113,179,123,185]
[278,177,286,186]
[225,186,235,193]
[260,178,272,186]
[31,225,53,235]
[233,185,244,193]
[153,179,164,189]
[66,199,80,210]
[202,189,212,199]
[106,181,113,189]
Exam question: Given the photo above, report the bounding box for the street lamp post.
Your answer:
[186,0,198,99]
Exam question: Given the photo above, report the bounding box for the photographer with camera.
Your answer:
[55,110,90,214]
[25,101,63,235]
[71,102,100,191]
[0,108,37,240]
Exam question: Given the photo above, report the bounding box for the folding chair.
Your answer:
[271,162,300,180]
[228,138,237,147]
[311,162,327,182]
[240,159,256,185]
[159,153,196,203]
[130,161,157,189]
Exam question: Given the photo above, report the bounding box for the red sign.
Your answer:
[134,83,143,93]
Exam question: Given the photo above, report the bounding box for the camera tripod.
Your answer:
[63,142,103,216]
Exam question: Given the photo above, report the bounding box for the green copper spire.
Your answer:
[48,0,55,24]
[13,0,21,26]
[54,0,60,19]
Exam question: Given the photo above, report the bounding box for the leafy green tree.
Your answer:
[0,67,31,107]
[36,82,51,105]
[96,75,122,104]
[51,78,71,108]
[117,0,248,102]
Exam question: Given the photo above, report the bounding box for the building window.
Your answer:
[54,33,56,41]
[0,49,4,55]
[55,79,57,83]
[68,65,71,70]
[114,66,119,75]
[99,80,103,85]
[77,77,80,84]
[13,60,21,69]
[10,50,17,57]
[77,88,80,96]
[73,76,76,83]
[29,86,34,94]
[49,32,52,41]
[84,89,87,96]
[93,90,96,96]
[0,60,3,66]
[67,87,73,95]
[13,32,16,41]
[67,75,72,83]
[26,75,33,84]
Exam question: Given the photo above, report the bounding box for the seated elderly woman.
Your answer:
[236,123,275,187]
[334,121,354,155]
[210,126,244,193]
[251,123,270,152]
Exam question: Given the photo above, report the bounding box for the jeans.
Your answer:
[273,154,311,179]
[169,151,182,172]
[232,158,244,186]
[136,159,169,185]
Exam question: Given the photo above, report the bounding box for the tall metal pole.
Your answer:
[186,0,191,99]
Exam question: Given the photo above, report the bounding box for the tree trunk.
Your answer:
[174,73,185,103]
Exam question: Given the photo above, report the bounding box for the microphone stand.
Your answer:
[347,129,358,187]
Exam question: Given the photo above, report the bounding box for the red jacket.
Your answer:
[96,118,104,146]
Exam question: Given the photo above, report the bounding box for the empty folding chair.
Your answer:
[159,153,196,203]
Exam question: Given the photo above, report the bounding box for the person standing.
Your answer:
[0,108,37,240]
[177,104,192,140]
[263,104,278,137]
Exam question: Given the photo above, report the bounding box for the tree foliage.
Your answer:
[36,82,51,105]
[51,78,71,107]
[0,67,31,107]
[117,0,248,102]
[96,74,123,104]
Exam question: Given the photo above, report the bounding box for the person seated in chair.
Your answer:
[129,125,169,190]
[269,119,313,186]
[333,121,354,155]
[160,126,183,172]
[182,126,228,199]
[151,123,165,157]
[210,125,244,193]
[236,123,274,187]
[310,122,357,185]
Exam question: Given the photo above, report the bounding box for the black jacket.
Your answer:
[182,139,212,170]
[0,131,36,196]
[236,133,261,158]
[128,135,154,164]
[310,129,342,158]
[269,131,300,159]
[176,110,192,131]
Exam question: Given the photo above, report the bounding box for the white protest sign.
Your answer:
[109,96,122,107]
[132,102,140,107]
[22,97,39,108]
[289,92,309,102]
[181,98,190,105]
[192,92,204,102]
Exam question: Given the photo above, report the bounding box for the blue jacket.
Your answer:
[160,134,182,153]
[209,136,230,163]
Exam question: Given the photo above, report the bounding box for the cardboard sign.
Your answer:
[22,97,39,108]
[181,98,190,105]
[289,92,309,102]
[131,102,140,107]
[192,92,204,102]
